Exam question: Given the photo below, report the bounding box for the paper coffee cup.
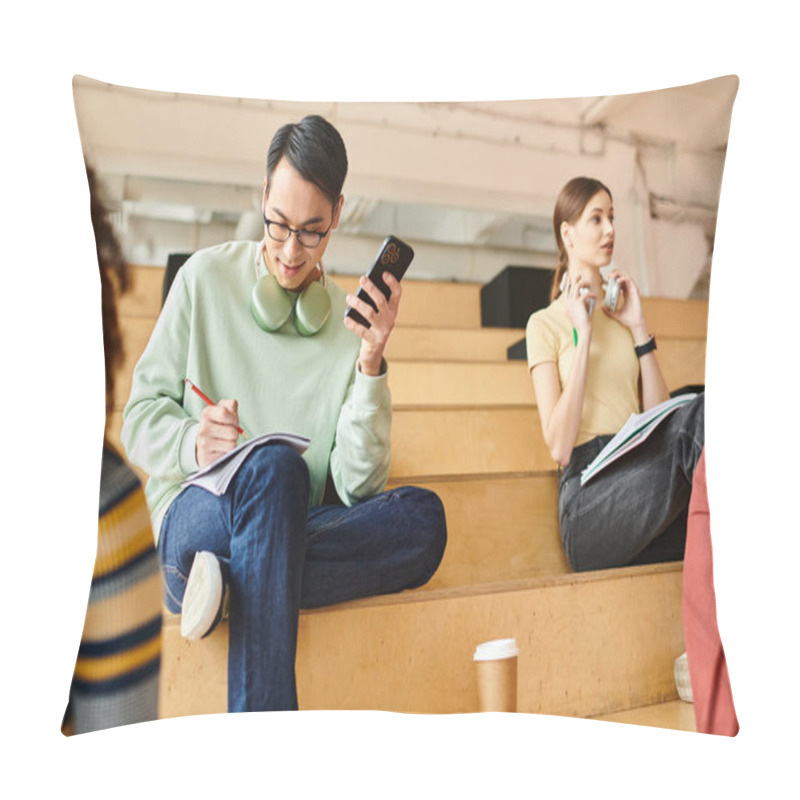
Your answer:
[473,638,518,712]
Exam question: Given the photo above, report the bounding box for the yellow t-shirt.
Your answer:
[526,298,640,446]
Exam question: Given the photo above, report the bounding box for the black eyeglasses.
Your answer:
[263,214,333,248]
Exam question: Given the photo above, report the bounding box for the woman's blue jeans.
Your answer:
[158,443,447,713]
[558,393,705,572]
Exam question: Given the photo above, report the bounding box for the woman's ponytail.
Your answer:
[550,253,569,302]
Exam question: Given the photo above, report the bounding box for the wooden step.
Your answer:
[390,406,552,476]
[107,405,556,482]
[485,336,706,392]
[389,326,707,368]
[334,275,483,329]
[592,699,696,732]
[117,319,704,417]
[389,362,534,407]
[389,346,703,406]
[116,321,537,407]
[120,265,708,337]
[107,406,567,591]
[115,316,522,377]
[120,265,484,328]
[387,474,569,589]
[643,338,706,391]
[116,267,706,409]
[383,326,524,362]
[158,562,684,719]
[114,338,702,417]
[116,265,165,319]
[636,298,708,340]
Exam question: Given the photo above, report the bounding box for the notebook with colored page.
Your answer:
[182,433,311,496]
[580,394,698,486]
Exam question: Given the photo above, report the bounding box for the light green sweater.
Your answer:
[121,241,392,539]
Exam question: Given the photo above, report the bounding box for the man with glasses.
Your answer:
[122,114,447,713]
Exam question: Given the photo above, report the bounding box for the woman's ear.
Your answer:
[561,221,571,248]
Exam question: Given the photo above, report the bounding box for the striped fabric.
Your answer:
[64,446,162,734]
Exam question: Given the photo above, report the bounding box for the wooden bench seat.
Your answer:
[159,562,684,719]
[107,404,554,478]
[120,265,708,337]
[118,321,704,408]
[393,474,568,588]
[106,407,566,590]
[119,266,485,329]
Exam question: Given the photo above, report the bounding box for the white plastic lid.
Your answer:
[473,637,519,661]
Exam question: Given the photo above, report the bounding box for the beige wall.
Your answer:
[75,77,735,295]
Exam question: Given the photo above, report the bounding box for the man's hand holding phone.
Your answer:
[344,235,414,376]
[344,272,403,375]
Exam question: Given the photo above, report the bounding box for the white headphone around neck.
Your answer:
[250,240,332,336]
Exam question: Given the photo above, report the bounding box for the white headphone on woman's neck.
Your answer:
[250,239,332,336]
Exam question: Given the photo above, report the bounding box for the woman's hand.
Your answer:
[563,275,596,338]
[196,398,240,468]
[344,272,402,376]
[605,269,669,410]
[604,269,648,341]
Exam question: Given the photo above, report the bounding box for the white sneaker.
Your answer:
[674,652,693,703]
[180,551,229,641]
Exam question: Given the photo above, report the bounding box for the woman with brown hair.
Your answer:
[526,176,705,572]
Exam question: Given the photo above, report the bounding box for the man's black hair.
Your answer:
[266,114,348,205]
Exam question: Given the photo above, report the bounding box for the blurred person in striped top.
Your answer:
[62,166,162,734]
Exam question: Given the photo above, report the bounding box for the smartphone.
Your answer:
[344,235,414,328]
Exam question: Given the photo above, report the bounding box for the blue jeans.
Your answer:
[158,443,447,712]
[558,393,704,572]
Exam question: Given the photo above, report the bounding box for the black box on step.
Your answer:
[506,337,527,361]
[480,265,553,329]
[162,252,194,307]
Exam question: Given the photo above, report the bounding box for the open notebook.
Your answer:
[580,394,698,486]
[182,433,310,496]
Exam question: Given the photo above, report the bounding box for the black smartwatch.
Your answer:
[634,335,657,359]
